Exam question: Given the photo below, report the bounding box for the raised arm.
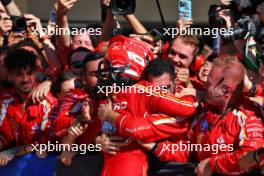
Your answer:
[56,0,77,67]
[124,14,147,34]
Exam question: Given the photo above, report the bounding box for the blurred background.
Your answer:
[16,0,218,26]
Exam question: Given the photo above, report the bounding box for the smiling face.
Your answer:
[9,66,36,94]
[199,61,212,83]
[168,37,197,70]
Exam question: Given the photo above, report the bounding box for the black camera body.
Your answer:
[10,16,27,32]
[111,0,136,15]
[223,16,256,42]
[233,0,263,14]
[223,16,264,44]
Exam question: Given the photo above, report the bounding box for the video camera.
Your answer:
[223,16,264,44]
[111,0,136,15]
[208,0,263,28]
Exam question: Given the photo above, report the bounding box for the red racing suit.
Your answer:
[101,80,197,176]
[153,103,264,175]
[0,89,58,149]
[19,93,58,144]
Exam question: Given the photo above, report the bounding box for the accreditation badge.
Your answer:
[197,118,209,144]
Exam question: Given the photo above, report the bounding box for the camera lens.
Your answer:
[116,0,130,10]
[180,2,185,7]
[111,0,136,15]
[223,27,244,42]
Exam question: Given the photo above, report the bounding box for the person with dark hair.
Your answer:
[82,52,105,95]
[54,53,105,176]
[141,58,176,94]
[53,71,79,98]
[5,48,37,73]
[0,48,58,166]
[96,57,194,146]
[11,37,62,77]
[30,52,106,151]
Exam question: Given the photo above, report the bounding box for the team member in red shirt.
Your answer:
[56,52,105,167]
[0,49,58,165]
[139,55,264,176]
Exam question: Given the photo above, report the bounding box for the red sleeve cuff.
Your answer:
[114,114,127,133]
[209,157,217,173]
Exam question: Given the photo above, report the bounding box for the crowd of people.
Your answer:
[0,0,264,175]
